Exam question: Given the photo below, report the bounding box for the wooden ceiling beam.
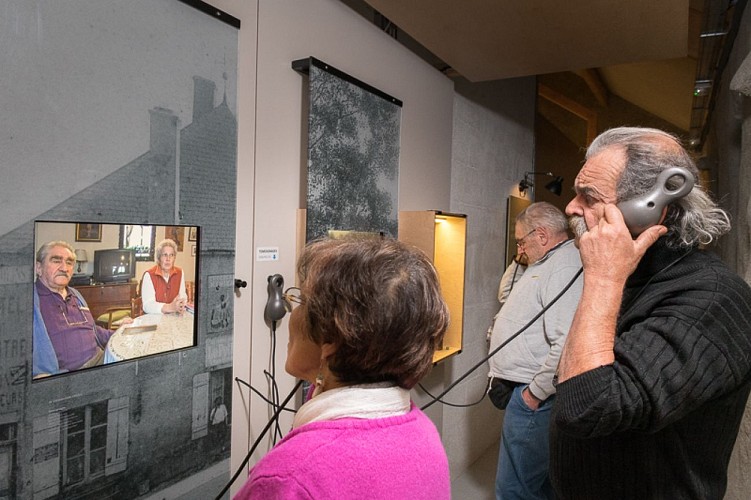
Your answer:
[538,83,598,144]
[574,68,609,107]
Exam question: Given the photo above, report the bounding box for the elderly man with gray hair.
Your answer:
[488,201,583,500]
[33,240,129,377]
[553,126,751,499]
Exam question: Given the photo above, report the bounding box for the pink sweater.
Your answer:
[235,405,449,499]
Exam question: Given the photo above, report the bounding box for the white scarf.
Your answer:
[292,382,411,429]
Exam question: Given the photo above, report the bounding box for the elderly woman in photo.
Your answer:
[141,239,187,314]
[236,237,451,499]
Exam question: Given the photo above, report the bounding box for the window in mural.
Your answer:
[62,401,108,485]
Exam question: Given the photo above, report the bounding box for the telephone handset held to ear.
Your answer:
[617,166,694,236]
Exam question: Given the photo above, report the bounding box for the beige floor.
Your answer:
[450,438,499,499]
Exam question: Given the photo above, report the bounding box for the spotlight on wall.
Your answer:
[518,172,563,196]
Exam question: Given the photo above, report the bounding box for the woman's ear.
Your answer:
[320,342,337,360]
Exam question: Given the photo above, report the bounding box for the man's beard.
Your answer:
[568,216,588,240]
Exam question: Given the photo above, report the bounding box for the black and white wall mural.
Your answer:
[0,1,238,498]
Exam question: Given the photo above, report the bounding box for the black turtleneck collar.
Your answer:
[625,238,700,288]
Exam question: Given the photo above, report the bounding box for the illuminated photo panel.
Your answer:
[32,221,199,380]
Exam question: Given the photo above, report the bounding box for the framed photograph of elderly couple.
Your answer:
[32,220,201,381]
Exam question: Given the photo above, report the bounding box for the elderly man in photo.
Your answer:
[33,240,129,378]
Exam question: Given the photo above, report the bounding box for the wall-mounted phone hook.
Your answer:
[264,274,287,326]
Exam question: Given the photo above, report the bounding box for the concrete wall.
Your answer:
[707,3,751,498]
[445,77,536,474]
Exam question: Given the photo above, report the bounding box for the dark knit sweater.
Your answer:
[551,240,751,500]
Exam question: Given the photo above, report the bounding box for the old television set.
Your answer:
[32,221,200,381]
[93,248,136,284]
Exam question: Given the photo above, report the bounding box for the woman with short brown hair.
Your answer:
[236,236,450,499]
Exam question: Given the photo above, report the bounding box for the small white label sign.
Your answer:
[256,246,279,261]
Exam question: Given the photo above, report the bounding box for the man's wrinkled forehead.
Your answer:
[574,147,625,201]
[47,246,75,262]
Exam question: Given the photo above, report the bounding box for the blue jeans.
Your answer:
[495,385,554,500]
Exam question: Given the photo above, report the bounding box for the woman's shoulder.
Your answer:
[259,406,441,468]
[142,265,159,276]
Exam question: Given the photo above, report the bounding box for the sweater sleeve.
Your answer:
[528,263,583,400]
[497,261,525,305]
[554,270,751,438]
[141,273,162,314]
[178,271,187,300]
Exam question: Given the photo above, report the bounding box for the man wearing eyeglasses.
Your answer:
[487,202,582,500]
[32,240,127,378]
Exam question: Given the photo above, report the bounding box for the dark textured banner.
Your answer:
[300,58,402,242]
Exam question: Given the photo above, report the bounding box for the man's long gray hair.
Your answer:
[587,127,730,248]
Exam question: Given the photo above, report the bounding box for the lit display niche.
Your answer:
[399,211,466,363]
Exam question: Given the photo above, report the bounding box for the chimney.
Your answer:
[193,76,216,122]
[148,107,180,157]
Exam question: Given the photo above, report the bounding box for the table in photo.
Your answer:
[105,312,194,363]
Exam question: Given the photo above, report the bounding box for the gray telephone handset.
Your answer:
[617,167,694,236]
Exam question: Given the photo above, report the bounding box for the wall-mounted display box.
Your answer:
[399,211,467,364]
